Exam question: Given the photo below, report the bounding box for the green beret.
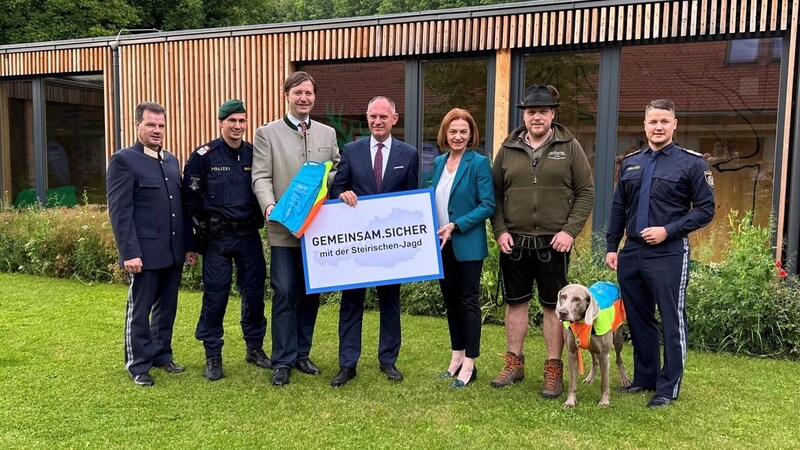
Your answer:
[218,99,246,120]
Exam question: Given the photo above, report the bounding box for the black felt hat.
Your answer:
[517,85,560,109]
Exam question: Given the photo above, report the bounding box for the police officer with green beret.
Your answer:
[183,99,270,381]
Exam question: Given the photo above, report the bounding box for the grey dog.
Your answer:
[556,284,632,408]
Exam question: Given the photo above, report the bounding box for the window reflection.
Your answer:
[304,61,406,150]
[45,76,106,205]
[524,51,601,238]
[0,81,34,206]
[618,39,781,260]
[0,76,105,207]
[421,59,488,187]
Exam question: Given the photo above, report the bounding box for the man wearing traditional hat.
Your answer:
[183,99,270,381]
[489,85,595,398]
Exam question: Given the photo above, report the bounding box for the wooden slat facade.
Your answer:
[0,0,794,165]
[0,0,798,256]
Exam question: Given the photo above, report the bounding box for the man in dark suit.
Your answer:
[107,101,194,387]
[328,96,420,387]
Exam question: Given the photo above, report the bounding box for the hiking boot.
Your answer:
[490,352,525,388]
[541,358,563,399]
[204,355,223,381]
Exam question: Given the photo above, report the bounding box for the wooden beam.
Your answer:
[492,48,511,161]
[775,0,799,254]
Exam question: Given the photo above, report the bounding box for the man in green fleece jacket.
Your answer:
[490,85,595,399]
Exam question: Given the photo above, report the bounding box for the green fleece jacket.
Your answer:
[491,123,594,239]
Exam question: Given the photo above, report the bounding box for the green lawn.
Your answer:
[1,273,798,449]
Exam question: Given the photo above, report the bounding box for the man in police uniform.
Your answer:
[183,99,270,381]
[605,99,715,408]
[107,101,193,387]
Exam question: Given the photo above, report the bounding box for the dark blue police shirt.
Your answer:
[606,142,715,252]
[182,137,260,223]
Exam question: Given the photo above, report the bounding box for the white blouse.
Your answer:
[435,161,458,229]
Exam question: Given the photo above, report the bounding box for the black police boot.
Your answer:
[204,355,223,381]
[245,347,272,369]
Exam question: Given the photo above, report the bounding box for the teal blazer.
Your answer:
[432,150,496,261]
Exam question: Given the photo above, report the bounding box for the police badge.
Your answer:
[704,170,714,188]
[189,176,201,191]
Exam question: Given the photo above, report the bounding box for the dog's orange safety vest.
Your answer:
[563,299,626,375]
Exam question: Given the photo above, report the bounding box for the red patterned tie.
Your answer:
[374,142,384,191]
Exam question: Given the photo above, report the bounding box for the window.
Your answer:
[727,39,760,63]
[524,51,601,237]
[45,76,106,205]
[619,39,782,260]
[420,58,489,186]
[0,75,105,207]
[303,61,406,150]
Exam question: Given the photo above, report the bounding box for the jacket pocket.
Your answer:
[137,178,161,188]
[651,172,682,202]
[207,179,223,205]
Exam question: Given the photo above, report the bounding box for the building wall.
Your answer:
[0,0,798,256]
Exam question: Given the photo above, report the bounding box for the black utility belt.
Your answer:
[510,233,554,251]
[209,215,262,233]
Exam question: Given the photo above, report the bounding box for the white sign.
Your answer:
[301,189,444,294]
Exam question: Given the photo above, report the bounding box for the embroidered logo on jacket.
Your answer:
[704,170,714,188]
[548,151,567,160]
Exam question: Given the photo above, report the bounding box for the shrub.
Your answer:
[0,203,125,283]
[686,211,800,357]
[0,202,202,288]
[3,202,798,358]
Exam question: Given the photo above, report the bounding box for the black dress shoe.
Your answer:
[295,358,321,375]
[380,363,403,382]
[272,368,291,386]
[616,385,655,394]
[156,361,185,373]
[245,348,272,369]
[205,355,223,381]
[331,367,357,387]
[436,365,462,379]
[451,366,477,389]
[132,372,154,387]
[647,395,673,408]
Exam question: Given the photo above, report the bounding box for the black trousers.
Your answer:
[338,284,401,368]
[195,231,267,358]
[617,238,690,400]
[124,264,183,376]
[439,242,483,358]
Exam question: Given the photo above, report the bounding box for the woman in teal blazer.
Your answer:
[432,108,496,389]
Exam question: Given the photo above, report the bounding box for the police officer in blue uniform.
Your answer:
[606,99,715,408]
[183,99,270,381]
[107,101,193,387]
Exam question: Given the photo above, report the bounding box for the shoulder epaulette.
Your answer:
[623,149,643,159]
[680,147,704,157]
[195,139,221,156]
